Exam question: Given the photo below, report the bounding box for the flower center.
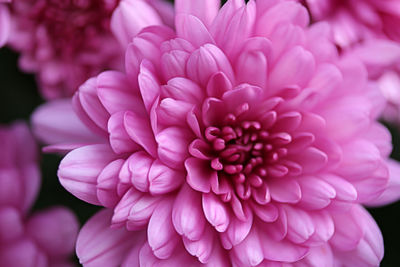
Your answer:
[205,103,288,201]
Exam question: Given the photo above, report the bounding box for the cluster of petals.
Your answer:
[298,0,400,47]
[32,0,400,266]
[297,0,400,126]
[0,122,79,267]
[6,0,173,99]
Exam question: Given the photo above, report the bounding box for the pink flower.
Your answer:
[7,0,173,99]
[0,122,79,266]
[32,0,400,265]
[299,0,400,48]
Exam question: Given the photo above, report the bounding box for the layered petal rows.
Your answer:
[31,0,400,266]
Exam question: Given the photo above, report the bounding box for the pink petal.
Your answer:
[232,227,264,266]
[269,46,315,93]
[126,26,175,85]
[111,0,162,48]
[108,111,141,154]
[77,209,144,267]
[329,207,364,251]
[172,185,206,241]
[148,160,184,194]
[156,98,193,126]
[175,0,220,27]
[283,206,315,244]
[120,151,153,192]
[235,37,271,89]
[175,14,215,47]
[97,159,124,208]
[97,71,145,115]
[32,99,102,146]
[185,157,214,193]
[214,1,256,58]
[77,77,110,132]
[124,110,157,157]
[161,50,190,80]
[297,176,336,210]
[182,226,215,263]
[220,204,253,249]
[210,0,245,45]
[148,199,179,259]
[258,222,309,262]
[367,159,400,206]
[187,44,235,87]
[202,192,230,232]
[58,144,117,205]
[162,77,204,103]
[206,72,232,98]
[156,127,191,169]
[138,60,161,113]
[255,1,309,36]
[268,178,301,204]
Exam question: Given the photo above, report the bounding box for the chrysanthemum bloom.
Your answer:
[0,0,11,47]
[298,0,400,48]
[33,0,400,265]
[0,122,79,266]
[6,0,173,99]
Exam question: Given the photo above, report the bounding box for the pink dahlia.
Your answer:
[0,122,79,266]
[299,0,400,47]
[32,0,400,265]
[6,0,173,99]
[0,0,11,47]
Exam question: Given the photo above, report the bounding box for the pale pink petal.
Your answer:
[77,209,144,267]
[32,99,102,145]
[111,0,163,48]
[187,44,235,86]
[185,157,215,193]
[172,185,206,241]
[220,205,253,249]
[175,14,215,47]
[148,160,184,194]
[156,127,191,169]
[202,192,230,232]
[124,110,157,157]
[58,144,117,205]
[366,159,400,206]
[97,159,124,208]
[148,199,179,259]
[175,0,220,27]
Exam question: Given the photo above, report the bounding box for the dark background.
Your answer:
[1,1,400,265]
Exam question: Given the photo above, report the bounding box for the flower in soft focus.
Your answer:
[6,0,173,99]
[298,0,400,126]
[0,0,11,47]
[299,0,400,47]
[32,0,400,266]
[0,122,79,266]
